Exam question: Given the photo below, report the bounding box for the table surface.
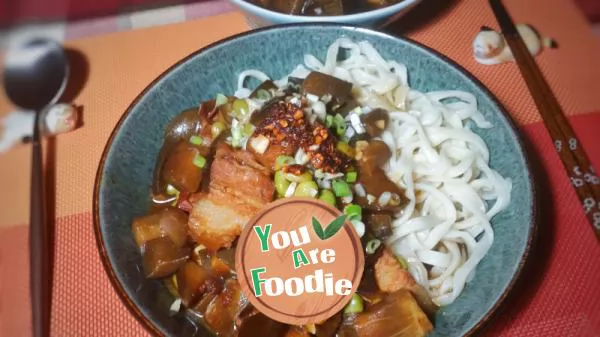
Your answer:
[1,0,600,336]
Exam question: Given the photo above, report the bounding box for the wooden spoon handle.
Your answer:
[30,117,50,337]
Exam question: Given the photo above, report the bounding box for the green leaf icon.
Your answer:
[312,215,347,241]
[324,215,347,239]
[312,217,326,240]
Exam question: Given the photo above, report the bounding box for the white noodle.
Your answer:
[235,38,512,306]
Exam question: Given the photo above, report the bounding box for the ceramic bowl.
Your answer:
[94,23,536,337]
[228,0,423,28]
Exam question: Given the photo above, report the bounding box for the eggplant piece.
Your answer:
[162,141,205,193]
[288,76,304,87]
[152,108,202,194]
[157,207,189,248]
[199,98,232,127]
[315,313,342,337]
[176,261,222,307]
[352,289,433,337]
[164,108,201,144]
[153,99,225,196]
[271,0,305,14]
[373,248,440,318]
[235,302,257,326]
[192,246,213,266]
[360,109,389,137]
[333,98,359,116]
[308,0,343,15]
[250,80,279,99]
[132,213,162,247]
[409,283,440,319]
[164,275,179,297]
[365,0,401,8]
[357,140,391,170]
[364,213,393,239]
[284,326,310,337]
[354,140,406,212]
[236,311,289,337]
[216,248,236,272]
[193,292,217,315]
[337,325,360,337]
[204,279,243,336]
[253,0,344,15]
[142,237,190,278]
[210,255,231,277]
[132,207,189,248]
[357,241,384,295]
[302,72,352,104]
[336,314,360,337]
[233,304,290,337]
[355,167,405,213]
[359,291,386,307]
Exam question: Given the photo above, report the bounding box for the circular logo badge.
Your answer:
[235,198,364,325]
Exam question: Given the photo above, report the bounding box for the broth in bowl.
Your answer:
[246,0,403,16]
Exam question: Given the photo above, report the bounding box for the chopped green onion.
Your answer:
[231,120,242,147]
[332,180,352,197]
[318,190,336,206]
[211,121,226,139]
[274,171,290,197]
[189,135,203,146]
[332,113,345,136]
[215,93,228,106]
[242,123,255,137]
[285,172,313,183]
[256,89,271,100]
[343,294,364,314]
[325,115,333,128]
[365,239,381,254]
[346,171,357,183]
[343,204,362,221]
[294,181,319,198]
[192,154,207,168]
[275,155,295,170]
[166,184,179,196]
[336,122,347,137]
[333,113,344,126]
[232,99,249,118]
[231,120,254,148]
[396,255,409,270]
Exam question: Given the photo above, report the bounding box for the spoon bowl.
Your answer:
[3,38,69,111]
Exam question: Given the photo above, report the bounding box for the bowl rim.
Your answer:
[93,22,538,337]
[228,0,423,22]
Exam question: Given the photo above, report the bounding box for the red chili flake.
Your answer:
[283,164,307,175]
[253,97,354,173]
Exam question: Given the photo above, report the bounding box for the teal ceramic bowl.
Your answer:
[228,0,423,28]
[94,24,536,337]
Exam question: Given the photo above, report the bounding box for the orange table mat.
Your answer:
[1,0,600,336]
